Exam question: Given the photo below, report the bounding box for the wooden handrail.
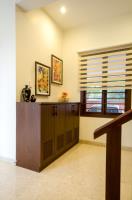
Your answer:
[94,109,132,200]
[94,109,132,139]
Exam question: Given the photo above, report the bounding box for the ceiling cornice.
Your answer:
[15,0,57,11]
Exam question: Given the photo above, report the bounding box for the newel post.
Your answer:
[106,126,121,200]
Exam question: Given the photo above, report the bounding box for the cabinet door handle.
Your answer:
[55,106,58,116]
[72,105,75,113]
[52,105,58,116]
[52,106,56,116]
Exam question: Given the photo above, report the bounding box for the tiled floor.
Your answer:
[0,144,132,200]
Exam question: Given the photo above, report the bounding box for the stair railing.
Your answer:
[94,109,132,200]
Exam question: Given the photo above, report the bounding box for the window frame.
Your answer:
[80,89,131,118]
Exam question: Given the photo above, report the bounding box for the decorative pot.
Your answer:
[21,85,31,102]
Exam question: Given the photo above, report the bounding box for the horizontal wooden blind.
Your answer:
[79,44,132,91]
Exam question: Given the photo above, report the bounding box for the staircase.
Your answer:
[94,109,132,200]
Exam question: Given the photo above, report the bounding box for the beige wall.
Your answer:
[16,7,64,102]
[62,13,132,147]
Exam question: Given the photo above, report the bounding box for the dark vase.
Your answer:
[21,85,31,102]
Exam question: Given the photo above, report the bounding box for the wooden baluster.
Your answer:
[106,126,121,200]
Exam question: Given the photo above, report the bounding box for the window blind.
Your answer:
[79,44,132,91]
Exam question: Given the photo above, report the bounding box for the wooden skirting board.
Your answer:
[79,140,132,152]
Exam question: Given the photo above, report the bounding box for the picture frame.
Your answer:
[35,61,50,96]
[51,55,63,85]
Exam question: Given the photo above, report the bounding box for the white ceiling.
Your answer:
[16,0,132,30]
[44,0,132,30]
[16,0,57,11]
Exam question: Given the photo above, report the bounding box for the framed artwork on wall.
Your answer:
[51,55,63,85]
[35,61,50,96]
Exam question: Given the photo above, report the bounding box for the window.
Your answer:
[79,44,132,117]
[81,89,131,117]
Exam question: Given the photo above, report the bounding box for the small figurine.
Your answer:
[60,92,69,102]
[30,95,36,102]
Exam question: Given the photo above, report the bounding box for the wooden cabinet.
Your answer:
[16,102,80,172]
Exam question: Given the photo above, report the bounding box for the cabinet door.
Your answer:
[65,104,74,146]
[41,104,55,164]
[72,104,80,143]
[54,104,66,154]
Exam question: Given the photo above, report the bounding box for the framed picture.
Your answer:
[51,55,63,85]
[35,61,50,96]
